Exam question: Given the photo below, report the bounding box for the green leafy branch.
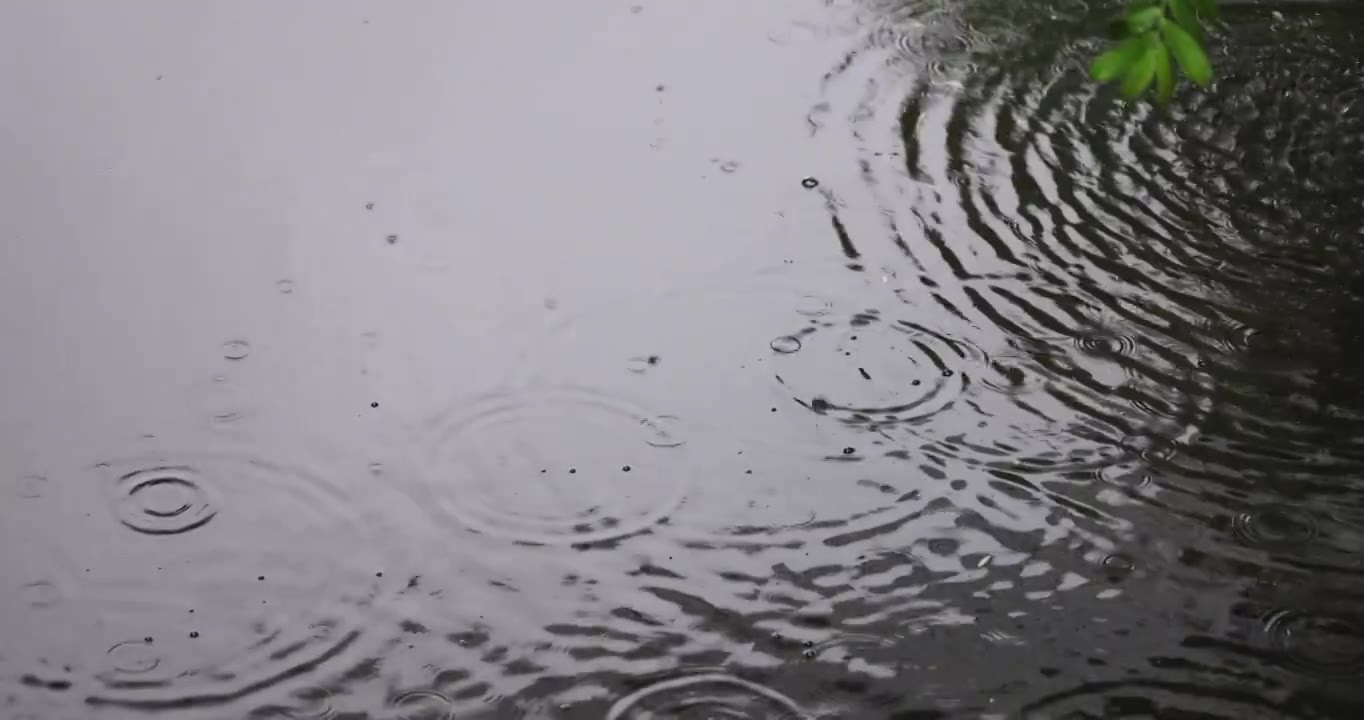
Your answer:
[1090,0,1218,103]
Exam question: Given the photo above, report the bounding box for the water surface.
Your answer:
[3,0,1364,717]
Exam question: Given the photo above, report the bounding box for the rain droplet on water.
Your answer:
[770,336,802,353]
[222,340,251,360]
[112,466,217,536]
[276,280,294,294]
[801,177,820,189]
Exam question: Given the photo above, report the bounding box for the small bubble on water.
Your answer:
[719,160,740,173]
[771,336,802,353]
[370,402,379,408]
[386,234,398,245]
[942,369,954,377]
[622,465,632,472]
[189,631,199,638]
[842,447,856,455]
[1102,554,1135,578]
[222,340,251,360]
[569,468,577,474]
[365,202,374,210]
[911,379,922,386]
[801,177,820,189]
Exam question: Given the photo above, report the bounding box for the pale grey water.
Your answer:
[3,1,1364,718]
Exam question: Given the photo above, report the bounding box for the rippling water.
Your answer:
[3,0,1364,717]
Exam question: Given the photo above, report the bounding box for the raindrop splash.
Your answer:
[110,466,217,536]
[222,340,251,361]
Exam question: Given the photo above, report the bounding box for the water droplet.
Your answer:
[770,336,802,353]
[386,234,398,245]
[642,415,686,448]
[1101,554,1135,579]
[110,466,217,535]
[365,202,374,210]
[17,474,46,499]
[842,447,856,455]
[222,340,251,361]
[627,355,661,373]
[718,160,740,173]
[276,280,295,294]
[801,177,820,189]
[106,640,160,675]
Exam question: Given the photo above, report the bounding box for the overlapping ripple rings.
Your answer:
[78,443,423,714]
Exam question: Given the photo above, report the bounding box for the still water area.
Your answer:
[3,1,1364,717]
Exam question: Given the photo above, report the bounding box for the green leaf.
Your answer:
[1090,35,1148,83]
[1194,0,1220,20]
[1120,44,1160,100]
[1161,21,1213,86]
[1125,5,1164,32]
[1153,43,1175,105]
[1168,0,1201,37]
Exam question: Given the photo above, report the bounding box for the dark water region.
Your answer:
[3,0,1364,717]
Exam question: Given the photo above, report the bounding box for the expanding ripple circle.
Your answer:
[607,671,812,720]
[420,386,690,546]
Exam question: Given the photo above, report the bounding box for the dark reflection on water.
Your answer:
[3,0,1364,717]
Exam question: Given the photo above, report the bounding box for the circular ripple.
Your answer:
[1232,508,1321,548]
[222,340,251,361]
[84,445,422,713]
[770,336,803,354]
[420,386,690,546]
[1264,609,1364,678]
[109,465,218,535]
[387,690,455,719]
[606,671,812,720]
[773,308,985,431]
[105,640,161,676]
[1073,331,1137,359]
